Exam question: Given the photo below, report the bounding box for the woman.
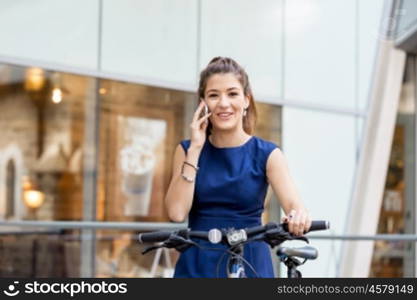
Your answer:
[165,57,311,278]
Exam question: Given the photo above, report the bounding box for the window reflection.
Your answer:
[0,64,88,221]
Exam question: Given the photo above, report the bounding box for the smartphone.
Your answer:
[200,103,210,119]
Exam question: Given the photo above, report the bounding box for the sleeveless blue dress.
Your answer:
[173,135,278,278]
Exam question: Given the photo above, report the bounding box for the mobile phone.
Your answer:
[200,103,209,119]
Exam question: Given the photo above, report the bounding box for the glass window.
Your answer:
[370,56,416,277]
[396,0,417,40]
[95,229,179,278]
[0,64,90,221]
[97,79,195,222]
[0,229,81,277]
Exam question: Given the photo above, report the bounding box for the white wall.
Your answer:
[358,0,386,112]
[0,0,384,113]
[280,0,385,277]
[200,0,283,99]
[101,0,198,88]
[281,107,356,277]
[0,0,99,69]
[285,0,356,110]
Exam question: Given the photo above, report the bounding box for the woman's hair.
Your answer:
[198,56,257,135]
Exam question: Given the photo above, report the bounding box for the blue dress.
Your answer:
[173,135,279,278]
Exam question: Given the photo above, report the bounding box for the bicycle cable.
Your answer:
[224,249,260,278]
[194,244,260,278]
[188,242,260,278]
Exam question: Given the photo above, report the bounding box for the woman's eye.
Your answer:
[229,92,238,97]
[208,94,218,98]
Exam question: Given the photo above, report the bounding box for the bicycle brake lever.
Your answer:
[163,235,196,253]
[142,245,161,255]
[141,231,196,255]
[264,228,309,247]
[293,235,309,243]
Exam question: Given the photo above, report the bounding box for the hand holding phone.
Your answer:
[190,101,212,149]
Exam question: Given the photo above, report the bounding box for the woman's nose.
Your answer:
[218,95,231,107]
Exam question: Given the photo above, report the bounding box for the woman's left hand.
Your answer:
[281,209,312,236]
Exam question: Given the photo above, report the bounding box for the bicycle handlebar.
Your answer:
[137,220,329,278]
[138,220,330,244]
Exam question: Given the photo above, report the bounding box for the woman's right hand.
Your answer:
[190,100,212,149]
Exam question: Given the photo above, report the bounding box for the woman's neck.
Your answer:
[209,129,251,148]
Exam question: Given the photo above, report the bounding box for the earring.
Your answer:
[243,108,247,117]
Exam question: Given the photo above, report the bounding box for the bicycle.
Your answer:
[138,220,330,278]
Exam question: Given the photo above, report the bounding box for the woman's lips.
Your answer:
[216,112,233,120]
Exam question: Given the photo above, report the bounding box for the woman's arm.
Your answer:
[164,144,201,222]
[165,100,211,222]
[266,148,311,235]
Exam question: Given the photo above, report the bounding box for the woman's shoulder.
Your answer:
[179,139,191,154]
[251,136,280,152]
[250,136,280,172]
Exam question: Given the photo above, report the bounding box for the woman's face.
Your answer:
[203,73,249,133]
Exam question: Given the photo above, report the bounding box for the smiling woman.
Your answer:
[203,73,249,138]
[198,57,257,139]
[164,57,312,278]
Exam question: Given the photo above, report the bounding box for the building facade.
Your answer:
[0,0,416,277]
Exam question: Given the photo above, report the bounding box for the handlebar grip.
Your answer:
[282,220,330,233]
[138,231,171,243]
[308,220,330,232]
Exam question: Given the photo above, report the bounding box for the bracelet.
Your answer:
[181,173,195,182]
[183,161,199,171]
[181,161,198,183]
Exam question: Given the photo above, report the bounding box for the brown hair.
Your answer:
[198,57,257,135]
